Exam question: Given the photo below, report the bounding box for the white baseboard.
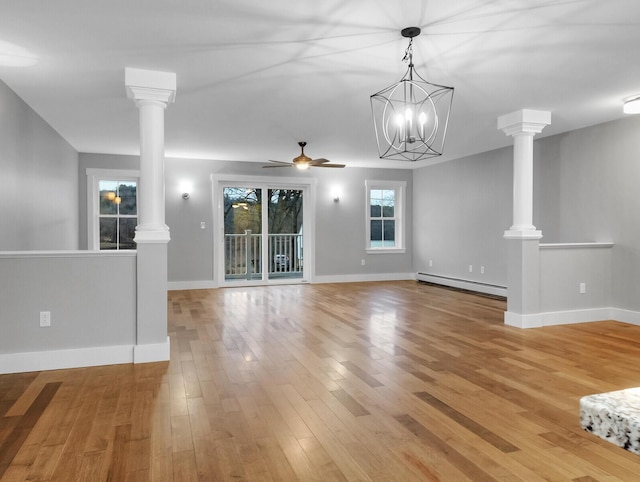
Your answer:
[0,344,134,375]
[610,308,640,326]
[505,307,640,329]
[133,337,171,363]
[0,338,171,375]
[540,308,612,326]
[313,272,415,284]
[504,311,543,329]
[416,273,507,297]
[168,280,216,291]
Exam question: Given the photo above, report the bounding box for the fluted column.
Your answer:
[497,109,550,328]
[125,68,176,362]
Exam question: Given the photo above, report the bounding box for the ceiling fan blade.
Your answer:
[263,163,293,168]
[316,163,345,168]
[267,160,291,165]
[310,158,330,165]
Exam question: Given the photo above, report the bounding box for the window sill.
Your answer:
[366,248,406,255]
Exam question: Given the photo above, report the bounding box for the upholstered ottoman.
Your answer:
[580,387,640,454]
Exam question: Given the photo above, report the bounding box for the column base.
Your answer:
[133,336,170,363]
[504,311,543,329]
[135,225,170,243]
[504,229,543,240]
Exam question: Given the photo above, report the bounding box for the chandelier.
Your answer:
[370,27,454,161]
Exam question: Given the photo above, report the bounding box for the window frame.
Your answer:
[87,169,140,251]
[365,180,406,254]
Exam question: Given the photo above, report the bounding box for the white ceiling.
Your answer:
[1,0,640,168]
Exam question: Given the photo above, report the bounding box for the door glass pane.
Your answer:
[223,187,262,281]
[268,189,303,280]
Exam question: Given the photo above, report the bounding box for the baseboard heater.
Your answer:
[416,272,507,298]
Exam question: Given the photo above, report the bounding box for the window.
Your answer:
[87,169,139,250]
[99,180,137,250]
[365,180,406,254]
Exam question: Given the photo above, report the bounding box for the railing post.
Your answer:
[244,230,252,280]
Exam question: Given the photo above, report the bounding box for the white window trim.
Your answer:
[86,168,140,251]
[365,179,406,254]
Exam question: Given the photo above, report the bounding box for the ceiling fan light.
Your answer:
[623,96,640,114]
[296,163,310,170]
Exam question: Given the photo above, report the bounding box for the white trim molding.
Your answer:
[0,338,171,374]
[133,337,171,363]
[0,344,135,375]
[505,307,640,329]
[365,179,406,254]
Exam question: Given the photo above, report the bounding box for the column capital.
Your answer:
[497,109,551,137]
[125,67,176,105]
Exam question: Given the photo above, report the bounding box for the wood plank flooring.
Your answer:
[2,281,640,480]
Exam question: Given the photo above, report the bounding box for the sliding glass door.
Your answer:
[219,181,309,286]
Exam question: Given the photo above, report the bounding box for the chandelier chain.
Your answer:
[402,38,414,65]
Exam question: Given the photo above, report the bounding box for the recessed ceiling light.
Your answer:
[623,95,640,114]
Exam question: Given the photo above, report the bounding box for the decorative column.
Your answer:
[125,68,176,362]
[497,109,551,328]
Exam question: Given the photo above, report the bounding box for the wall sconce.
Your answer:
[179,181,192,200]
[624,95,640,114]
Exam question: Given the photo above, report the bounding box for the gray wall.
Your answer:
[0,79,79,250]
[413,115,640,312]
[413,148,512,287]
[165,159,413,281]
[537,116,640,312]
[0,253,136,354]
[80,154,413,282]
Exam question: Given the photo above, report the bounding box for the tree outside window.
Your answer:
[99,180,137,250]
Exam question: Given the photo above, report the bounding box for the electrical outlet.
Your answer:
[481,266,485,274]
[200,221,206,229]
[429,260,433,267]
[361,259,366,266]
[40,311,51,327]
[468,265,473,273]
[579,282,586,294]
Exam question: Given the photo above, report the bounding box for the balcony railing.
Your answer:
[224,231,303,280]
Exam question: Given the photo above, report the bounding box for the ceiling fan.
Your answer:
[263,141,345,170]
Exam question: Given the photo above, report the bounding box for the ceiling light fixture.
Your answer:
[623,95,640,114]
[371,27,454,161]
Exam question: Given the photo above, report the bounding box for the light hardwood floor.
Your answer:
[2,281,640,480]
